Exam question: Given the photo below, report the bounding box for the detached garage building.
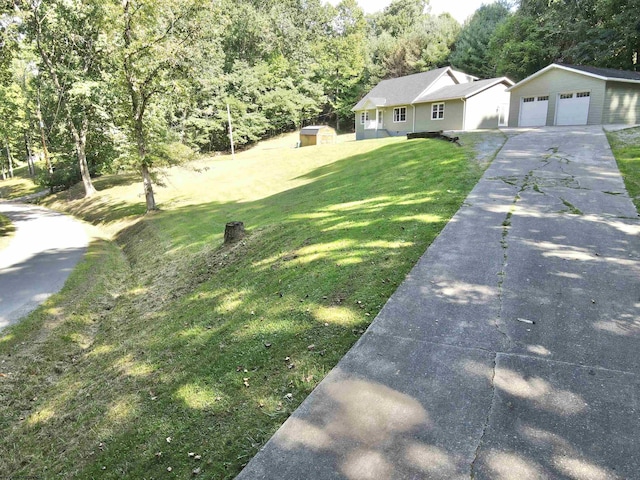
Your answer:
[508,63,640,127]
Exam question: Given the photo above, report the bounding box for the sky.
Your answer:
[325,0,498,24]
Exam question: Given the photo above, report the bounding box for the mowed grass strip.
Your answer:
[607,127,640,211]
[0,164,43,200]
[0,134,499,479]
[0,214,15,250]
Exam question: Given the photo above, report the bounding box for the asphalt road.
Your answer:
[0,202,88,332]
[237,126,640,480]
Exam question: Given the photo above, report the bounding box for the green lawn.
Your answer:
[0,164,43,200]
[0,214,15,250]
[607,127,640,211]
[0,132,503,478]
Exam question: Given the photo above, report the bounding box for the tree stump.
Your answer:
[224,221,245,244]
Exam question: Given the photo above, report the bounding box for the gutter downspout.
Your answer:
[412,105,416,133]
[461,98,466,131]
[375,108,379,138]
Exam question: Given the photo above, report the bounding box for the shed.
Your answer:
[508,63,640,127]
[300,125,337,147]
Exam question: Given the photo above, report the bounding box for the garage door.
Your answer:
[556,91,590,126]
[520,96,549,127]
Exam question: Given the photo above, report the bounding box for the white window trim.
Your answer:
[393,106,407,123]
[431,102,445,120]
[360,111,370,125]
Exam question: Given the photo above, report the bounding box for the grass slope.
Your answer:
[0,214,15,250]
[0,164,43,200]
[607,127,640,211]
[0,133,502,478]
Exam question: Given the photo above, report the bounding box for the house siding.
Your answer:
[414,100,465,131]
[603,81,640,124]
[355,107,413,139]
[380,105,415,136]
[465,84,511,129]
[355,113,364,140]
[419,73,458,97]
[508,69,606,126]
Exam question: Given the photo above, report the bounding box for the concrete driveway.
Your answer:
[237,126,640,480]
[0,202,88,332]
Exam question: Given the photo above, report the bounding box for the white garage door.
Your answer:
[520,96,549,127]
[556,91,590,126]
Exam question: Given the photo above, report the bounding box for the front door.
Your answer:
[498,103,509,127]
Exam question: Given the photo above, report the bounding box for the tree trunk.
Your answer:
[335,85,340,132]
[224,221,245,244]
[141,164,157,211]
[33,6,95,197]
[4,137,13,178]
[70,115,96,196]
[36,92,53,175]
[24,132,35,177]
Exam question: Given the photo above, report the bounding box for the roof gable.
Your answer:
[414,77,514,103]
[353,67,459,111]
[508,63,640,91]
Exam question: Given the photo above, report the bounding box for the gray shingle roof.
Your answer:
[352,67,452,111]
[414,77,513,103]
[557,63,640,81]
[300,125,333,135]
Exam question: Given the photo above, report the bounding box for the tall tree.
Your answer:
[375,0,428,36]
[116,0,203,211]
[21,0,106,196]
[315,0,367,131]
[449,2,510,78]
[489,13,554,81]
[0,1,20,86]
[491,0,640,80]
[0,78,25,178]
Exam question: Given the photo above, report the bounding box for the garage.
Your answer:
[508,63,640,127]
[556,91,590,125]
[519,95,548,127]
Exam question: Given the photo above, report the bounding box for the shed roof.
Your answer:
[352,67,454,111]
[509,63,640,91]
[300,125,334,135]
[414,77,514,103]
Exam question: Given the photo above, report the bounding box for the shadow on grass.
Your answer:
[0,214,14,238]
[0,139,484,479]
[0,181,38,200]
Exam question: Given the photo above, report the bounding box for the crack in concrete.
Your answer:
[488,175,519,186]
[494,174,532,349]
[559,197,584,215]
[470,351,498,479]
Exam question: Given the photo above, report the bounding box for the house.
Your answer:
[299,125,336,147]
[352,67,513,140]
[508,63,640,127]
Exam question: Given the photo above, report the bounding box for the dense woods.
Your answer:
[1,0,638,209]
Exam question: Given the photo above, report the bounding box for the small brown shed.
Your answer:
[299,125,337,147]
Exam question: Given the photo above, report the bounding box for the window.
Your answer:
[360,111,369,125]
[559,93,573,99]
[537,96,549,101]
[577,91,590,98]
[393,107,407,123]
[431,103,445,120]
[523,97,535,103]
